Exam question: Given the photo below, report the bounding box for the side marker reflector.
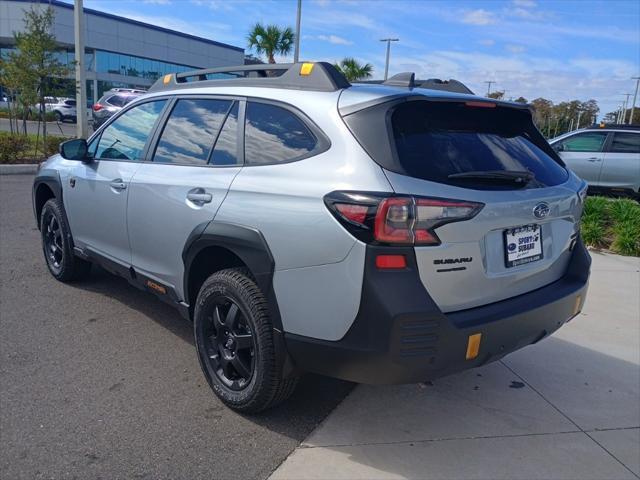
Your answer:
[375,254,407,269]
[466,333,482,360]
[163,74,172,84]
[300,63,314,76]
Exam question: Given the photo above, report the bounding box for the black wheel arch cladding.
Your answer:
[33,169,63,229]
[182,221,284,331]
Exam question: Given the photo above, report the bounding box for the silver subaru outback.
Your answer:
[33,62,591,413]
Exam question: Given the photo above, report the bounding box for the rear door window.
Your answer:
[559,132,608,152]
[244,102,317,165]
[609,132,640,153]
[153,98,232,165]
[389,100,568,188]
[210,102,240,166]
[107,95,125,107]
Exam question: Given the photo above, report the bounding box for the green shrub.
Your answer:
[0,132,66,163]
[0,133,29,163]
[581,196,640,256]
[581,217,607,248]
[44,135,62,156]
[610,219,640,256]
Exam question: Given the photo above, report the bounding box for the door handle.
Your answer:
[187,188,212,206]
[110,179,127,191]
[587,157,601,162]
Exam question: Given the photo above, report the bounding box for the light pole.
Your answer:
[621,93,632,124]
[484,80,495,96]
[380,38,399,80]
[575,109,583,130]
[629,77,639,124]
[293,0,301,63]
[74,0,88,138]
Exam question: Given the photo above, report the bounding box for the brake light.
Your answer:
[335,203,368,224]
[465,101,496,108]
[325,192,484,246]
[375,197,413,244]
[92,104,102,111]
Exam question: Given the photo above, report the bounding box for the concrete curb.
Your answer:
[0,164,39,175]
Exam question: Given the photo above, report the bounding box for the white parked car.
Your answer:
[550,125,640,199]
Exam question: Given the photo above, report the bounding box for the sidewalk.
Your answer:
[271,252,640,480]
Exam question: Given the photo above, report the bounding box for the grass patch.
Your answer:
[582,196,640,256]
[0,132,65,164]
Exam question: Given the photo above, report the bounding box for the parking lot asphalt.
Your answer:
[0,174,353,480]
[271,252,640,479]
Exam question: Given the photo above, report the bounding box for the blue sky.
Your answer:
[78,0,639,116]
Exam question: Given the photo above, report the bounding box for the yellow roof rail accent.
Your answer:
[163,74,172,84]
[300,63,314,76]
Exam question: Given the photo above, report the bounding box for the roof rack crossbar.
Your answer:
[149,62,351,93]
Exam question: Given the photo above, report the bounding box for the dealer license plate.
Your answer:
[504,224,543,268]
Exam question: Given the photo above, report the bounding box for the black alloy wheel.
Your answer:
[201,297,256,390]
[43,211,64,275]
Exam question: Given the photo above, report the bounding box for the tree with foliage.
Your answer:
[513,96,528,104]
[3,6,71,145]
[333,57,373,82]
[487,90,505,100]
[247,23,294,64]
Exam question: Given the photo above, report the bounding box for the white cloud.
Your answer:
[479,39,496,46]
[316,34,353,45]
[387,50,636,116]
[461,9,496,26]
[506,44,526,54]
[143,0,171,4]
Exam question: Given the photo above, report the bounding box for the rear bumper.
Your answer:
[285,237,591,384]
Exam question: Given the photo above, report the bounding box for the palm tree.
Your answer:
[247,23,294,64]
[334,58,373,82]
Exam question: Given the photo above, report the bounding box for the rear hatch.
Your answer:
[342,95,584,312]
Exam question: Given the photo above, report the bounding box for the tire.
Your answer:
[54,111,62,122]
[40,198,91,282]
[194,268,298,413]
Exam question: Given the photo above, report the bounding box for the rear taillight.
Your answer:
[325,192,483,246]
[92,104,102,111]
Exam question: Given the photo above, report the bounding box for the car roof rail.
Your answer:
[586,123,640,131]
[383,72,415,88]
[148,62,351,93]
[416,78,474,95]
[109,88,147,94]
[361,74,474,94]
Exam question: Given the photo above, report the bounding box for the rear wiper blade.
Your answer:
[448,170,535,184]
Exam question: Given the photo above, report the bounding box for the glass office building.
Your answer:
[0,0,244,104]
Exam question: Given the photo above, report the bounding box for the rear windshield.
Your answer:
[390,101,567,188]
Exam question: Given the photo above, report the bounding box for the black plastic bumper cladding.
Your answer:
[285,238,591,384]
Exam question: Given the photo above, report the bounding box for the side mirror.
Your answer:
[59,138,90,162]
[552,143,564,153]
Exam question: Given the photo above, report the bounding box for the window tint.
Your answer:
[390,101,568,188]
[560,132,607,152]
[65,99,76,106]
[95,100,166,161]
[245,102,316,165]
[107,95,124,107]
[154,98,232,165]
[210,102,240,166]
[609,132,640,154]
